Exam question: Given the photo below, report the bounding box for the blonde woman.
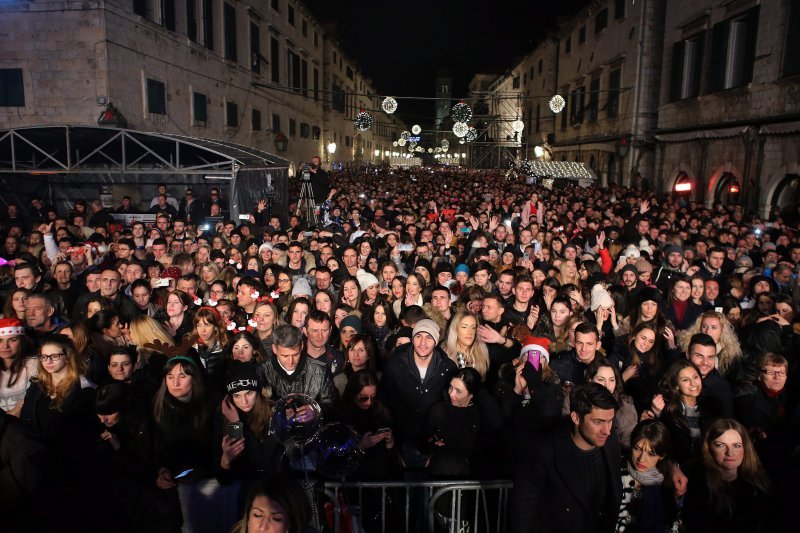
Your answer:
[252,300,282,354]
[197,261,221,299]
[557,259,581,289]
[443,311,490,379]
[678,311,743,377]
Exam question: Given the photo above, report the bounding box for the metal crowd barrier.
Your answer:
[322,480,513,533]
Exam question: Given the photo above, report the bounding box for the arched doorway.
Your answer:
[713,172,741,205]
[771,173,800,224]
[607,154,617,185]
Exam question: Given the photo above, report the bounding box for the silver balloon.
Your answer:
[269,393,322,447]
[314,423,364,479]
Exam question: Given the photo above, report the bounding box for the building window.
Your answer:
[561,93,569,129]
[709,7,760,92]
[595,8,608,34]
[0,69,24,107]
[301,59,308,97]
[538,59,543,73]
[223,3,237,62]
[192,91,207,122]
[133,0,147,18]
[300,123,310,138]
[565,36,572,54]
[302,19,307,37]
[289,118,296,136]
[313,67,319,101]
[512,76,520,89]
[579,25,586,44]
[588,76,600,122]
[271,0,279,12]
[345,135,351,147]
[272,113,281,133]
[313,31,318,48]
[287,50,300,91]
[288,4,295,25]
[201,0,213,50]
[250,22,260,73]
[670,32,705,101]
[146,78,166,115]
[312,126,321,140]
[186,0,197,41]
[607,68,621,117]
[226,101,238,127]
[346,66,354,80]
[570,86,585,125]
[785,0,800,76]
[332,84,345,112]
[333,51,337,64]
[271,37,280,83]
[251,109,261,131]
[615,0,625,19]
[162,0,176,31]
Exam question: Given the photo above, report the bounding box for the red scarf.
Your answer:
[672,299,689,324]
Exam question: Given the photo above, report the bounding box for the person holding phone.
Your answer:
[216,361,282,488]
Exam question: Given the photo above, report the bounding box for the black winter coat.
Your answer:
[262,354,338,415]
[512,423,622,533]
[380,346,457,451]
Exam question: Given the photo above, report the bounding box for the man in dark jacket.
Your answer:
[686,333,734,417]
[512,383,622,533]
[381,319,457,469]
[263,324,337,415]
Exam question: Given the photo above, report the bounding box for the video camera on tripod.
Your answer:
[299,162,313,182]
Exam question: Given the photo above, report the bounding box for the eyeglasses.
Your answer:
[39,353,65,362]
[357,395,377,403]
[761,369,787,378]
[278,278,291,284]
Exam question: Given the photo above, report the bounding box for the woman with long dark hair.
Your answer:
[230,474,312,533]
[681,418,774,531]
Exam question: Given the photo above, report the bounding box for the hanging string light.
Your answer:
[441,139,449,150]
[451,101,473,123]
[354,109,372,131]
[381,97,398,114]
[397,138,407,147]
[453,122,469,138]
[465,126,478,142]
[411,124,421,135]
[549,95,566,114]
[400,130,410,141]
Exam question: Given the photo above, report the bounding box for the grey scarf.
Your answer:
[627,461,664,486]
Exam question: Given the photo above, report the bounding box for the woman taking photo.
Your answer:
[442,311,490,380]
[615,420,676,533]
[337,370,399,481]
[681,418,773,531]
[615,322,671,414]
[152,356,216,531]
[424,367,482,478]
[216,361,282,488]
[0,317,37,415]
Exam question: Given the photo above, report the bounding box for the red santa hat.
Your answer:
[0,317,25,337]
[520,336,551,363]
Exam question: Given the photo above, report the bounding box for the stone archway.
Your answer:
[762,162,800,218]
[665,163,696,195]
[706,162,743,208]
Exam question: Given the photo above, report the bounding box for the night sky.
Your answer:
[304,0,586,127]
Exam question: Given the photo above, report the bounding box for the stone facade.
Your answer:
[656,0,800,216]
[0,0,404,172]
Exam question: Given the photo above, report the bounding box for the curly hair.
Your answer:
[677,311,742,376]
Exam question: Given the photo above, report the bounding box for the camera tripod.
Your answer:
[295,177,317,227]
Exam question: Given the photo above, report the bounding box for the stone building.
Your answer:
[0,0,402,176]
[655,0,800,217]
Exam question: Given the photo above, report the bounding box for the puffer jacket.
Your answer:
[262,354,338,415]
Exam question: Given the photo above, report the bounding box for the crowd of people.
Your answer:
[0,163,798,532]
